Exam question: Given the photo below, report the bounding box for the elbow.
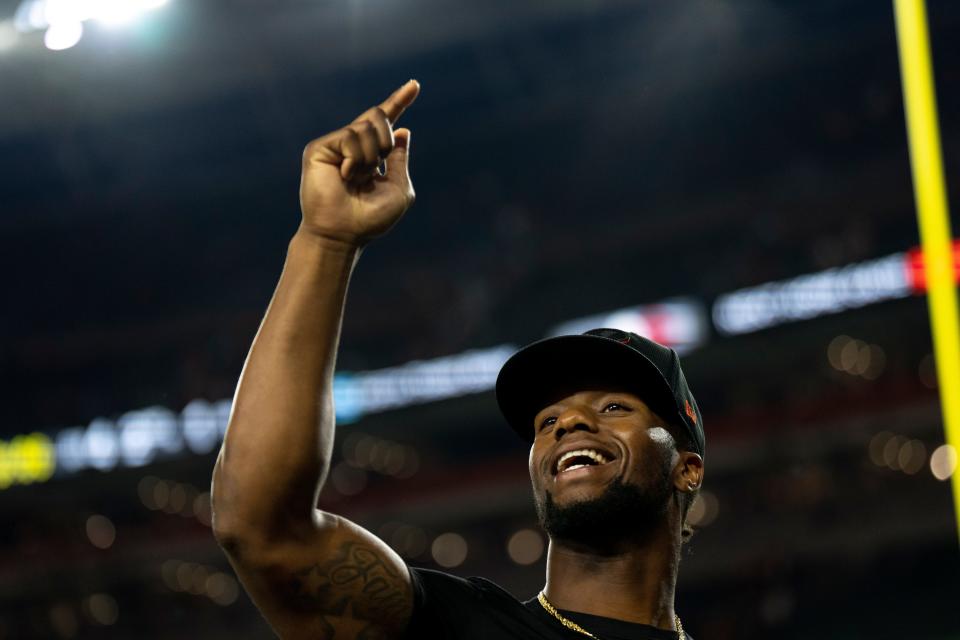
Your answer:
[212,527,242,559]
[209,454,316,551]
[209,475,283,556]
[210,494,242,550]
[210,501,267,561]
[209,465,248,550]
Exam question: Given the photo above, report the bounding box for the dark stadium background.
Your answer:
[1,0,959,638]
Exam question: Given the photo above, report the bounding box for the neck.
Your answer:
[542,522,680,632]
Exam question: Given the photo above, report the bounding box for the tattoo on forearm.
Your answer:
[287,541,410,636]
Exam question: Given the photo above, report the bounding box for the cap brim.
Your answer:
[495,334,680,443]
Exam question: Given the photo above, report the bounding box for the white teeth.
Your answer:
[557,449,610,473]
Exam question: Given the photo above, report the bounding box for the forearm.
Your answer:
[212,227,361,541]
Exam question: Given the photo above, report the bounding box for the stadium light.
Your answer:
[13,0,169,50]
[42,20,82,50]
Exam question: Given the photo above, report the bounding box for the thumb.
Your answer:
[384,128,412,191]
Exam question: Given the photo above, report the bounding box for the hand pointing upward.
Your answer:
[299,80,420,247]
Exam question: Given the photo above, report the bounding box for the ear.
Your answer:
[672,451,704,492]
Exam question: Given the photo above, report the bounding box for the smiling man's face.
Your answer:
[528,388,679,544]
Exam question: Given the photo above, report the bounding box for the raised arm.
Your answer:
[211,80,420,639]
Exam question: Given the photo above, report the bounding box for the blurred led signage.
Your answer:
[51,400,232,479]
[547,299,708,354]
[712,253,912,336]
[19,348,514,485]
[333,345,517,423]
[11,245,954,489]
[0,433,55,489]
[904,240,960,292]
[713,241,960,336]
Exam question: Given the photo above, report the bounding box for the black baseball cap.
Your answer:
[495,328,705,456]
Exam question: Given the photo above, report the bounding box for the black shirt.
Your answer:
[404,567,692,640]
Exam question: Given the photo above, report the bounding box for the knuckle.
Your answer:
[353,124,378,150]
[342,130,361,152]
[302,136,332,163]
[370,108,389,127]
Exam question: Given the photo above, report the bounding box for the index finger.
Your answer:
[378,79,421,125]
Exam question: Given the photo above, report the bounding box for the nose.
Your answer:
[554,406,598,440]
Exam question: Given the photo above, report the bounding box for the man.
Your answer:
[211,81,705,640]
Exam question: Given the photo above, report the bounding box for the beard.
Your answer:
[535,464,673,549]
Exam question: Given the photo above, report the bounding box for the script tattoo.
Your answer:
[287,541,410,638]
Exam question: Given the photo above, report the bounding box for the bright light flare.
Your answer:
[15,0,170,49]
[13,1,47,33]
[43,20,82,50]
[91,0,145,27]
[44,0,86,26]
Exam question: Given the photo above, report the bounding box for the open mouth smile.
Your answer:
[551,446,618,480]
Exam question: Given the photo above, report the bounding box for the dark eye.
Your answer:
[539,416,557,431]
[602,402,630,412]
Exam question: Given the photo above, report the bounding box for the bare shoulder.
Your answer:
[221,511,413,640]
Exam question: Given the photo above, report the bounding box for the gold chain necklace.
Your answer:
[537,591,685,640]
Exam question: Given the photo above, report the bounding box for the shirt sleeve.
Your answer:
[402,566,490,638]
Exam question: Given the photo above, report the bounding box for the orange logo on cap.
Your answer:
[685,399,697,424]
